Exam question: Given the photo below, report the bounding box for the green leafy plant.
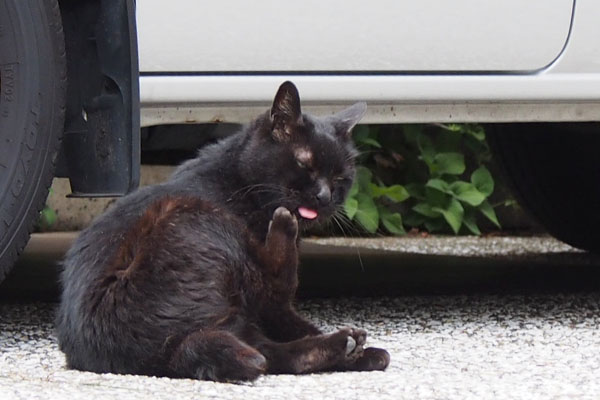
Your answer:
[40,205,57,228]
[344,165,409,234]
[344,126,410,234]
[37,189,57,231]
[343,123,501,235]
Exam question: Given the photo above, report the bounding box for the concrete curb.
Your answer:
[300,236,600,297]
[1,233,600,301]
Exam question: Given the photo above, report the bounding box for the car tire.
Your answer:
[487,123,600,253]
[0,0,67,283]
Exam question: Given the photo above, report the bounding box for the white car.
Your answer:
[138,0,600,126]
[1,0,599,282]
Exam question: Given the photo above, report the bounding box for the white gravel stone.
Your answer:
[1,295,600,400]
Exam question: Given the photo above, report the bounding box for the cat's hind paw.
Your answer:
[351,347,390,371]
[342,327,367,361]
[328,328,391,372]
[328,327,367,365]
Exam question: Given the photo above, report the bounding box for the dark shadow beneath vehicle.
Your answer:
[2,234,600,302]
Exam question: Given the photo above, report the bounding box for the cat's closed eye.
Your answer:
[296,159,307,169]
[333,176,352,184]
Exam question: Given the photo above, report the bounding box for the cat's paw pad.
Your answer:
[269,207,298,239]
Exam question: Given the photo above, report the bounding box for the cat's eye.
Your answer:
[296,159,307,169]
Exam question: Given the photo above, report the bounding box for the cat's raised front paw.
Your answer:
[269,207,298,240]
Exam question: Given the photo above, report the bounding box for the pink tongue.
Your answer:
[298,207,318,220]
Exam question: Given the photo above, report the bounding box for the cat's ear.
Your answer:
[333,102,367,140]
[270,81,303,142]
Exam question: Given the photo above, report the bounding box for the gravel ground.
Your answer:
[2,294,600,400]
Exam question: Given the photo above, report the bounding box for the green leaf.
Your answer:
[413,202,442,218]
[352,125,370,142]
[384,185,410,202]
[355,193,379,233]
[380,209,406,235]
[471,166,494,197]
[463,210,481,235]
[343,197,358,219]
[434,152,465,176]
[425,178,452,194]
[41,207,57,227]
[425,185,450,208]
[449,181,486,206]
[371,184,410,202]
[355,166,372,192]
[348,181,359,198]
[368,183,381,196]
[433,198,464,234]
[424,218,447,232]
[443,123,463,133]
[417,134,436,166]
[464,124,486,141]
[478,200,501,228]
[406,183,425,200]
[404,212,426,227]
[357,137,382,148]
[389,185,410,202]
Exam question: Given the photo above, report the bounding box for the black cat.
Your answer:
[56,81,390,381]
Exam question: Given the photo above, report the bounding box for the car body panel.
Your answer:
[136,0,600,125]
[137,0,573,72]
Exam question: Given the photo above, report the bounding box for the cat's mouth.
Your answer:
[297,206,318,220]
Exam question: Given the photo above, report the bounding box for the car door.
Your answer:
[137,0,574,73]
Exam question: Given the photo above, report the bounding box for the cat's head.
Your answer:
[240,81,366,227]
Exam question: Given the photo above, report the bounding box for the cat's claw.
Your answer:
[345,336,357,355]
[333,327,366,362]
[337,328,389,371]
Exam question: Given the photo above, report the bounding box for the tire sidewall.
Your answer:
[488,123,600,253]
[0,0,66,280]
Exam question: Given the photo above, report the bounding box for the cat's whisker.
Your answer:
[353,147,378,158]
[260,198,290,211]
[335,215,360,238]
[247,189,285,198]
[356,247,365,272]
[332,208,365,271]
[331,214,348,238]
[229,183,288,201]
[231,183,285,197]
[333,208,362,236]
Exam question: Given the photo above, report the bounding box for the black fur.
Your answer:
[56,81,390,381]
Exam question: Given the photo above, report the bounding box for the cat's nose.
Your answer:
[316,182,331,205]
